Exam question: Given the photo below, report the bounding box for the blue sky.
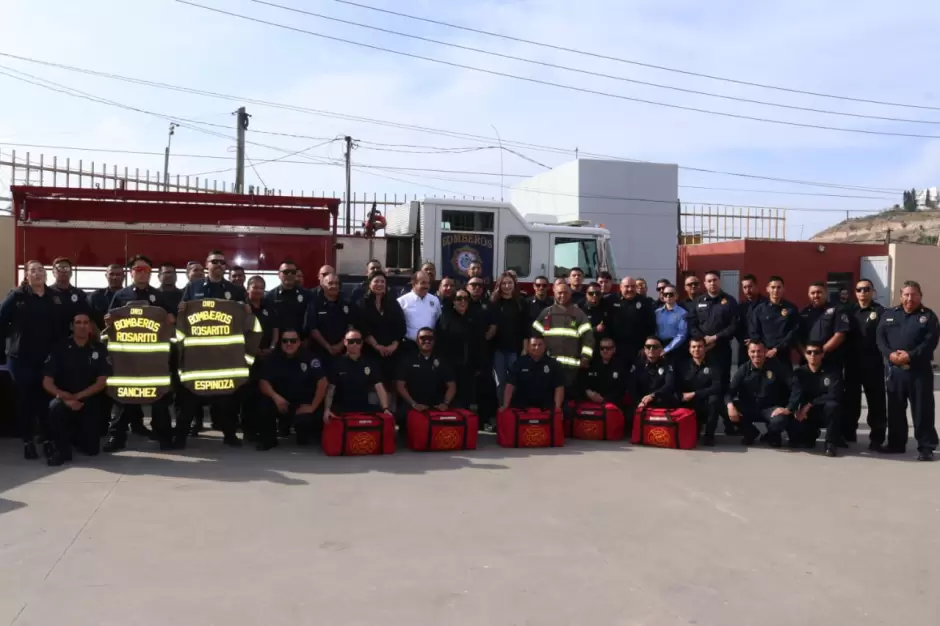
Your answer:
[2,0,939,238]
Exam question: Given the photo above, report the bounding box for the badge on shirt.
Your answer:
[91,351,99,360]
[613,371,619,379]
[70,293,78,303]
[780,309,788,317]
[825,307,834,315]
[224,291,232,300]
[869,311,878,321]
[300,362,308,372]
[658,367,664,375]
[570,320,577,328]
[823,377,830,386]
[543,364,550,373]
[433,358,439,367]
[262,309,269,316]
[149,294,156,303]
[297,294,304,303]
[630,364,635,372]
[841,314,849,323]
[720,298,728,305]
[343,305,349,314]
[766,370,773,380]
[311,359,321,369]
[364,366,371,375]
[703,367,710,374]
[920,316,927,324]
[636,302,642,309]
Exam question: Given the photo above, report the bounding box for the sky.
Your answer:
[1,0,939,240]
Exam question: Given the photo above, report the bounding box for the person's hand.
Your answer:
[330,343,345,356]
[596,322,604,333]
[771,407,789,418]
[796,405,810,422]
[377,345,390,357]
[705,335,717,346]
[412,403,428,412]
[382,408,393,416]
[436,403,449,411]
[65,398,83,411]
[766,348,777,359]
[889,352,902,365]
[897,350,911,365]
[274,395,290,414]
[682,392,695,402]
[103,313,112,325]
[324,411,337,424]
[498,405,509,412]
[727,405,741,423]
[257,348,271,357]
[296,404,315,415]
[586,391,603,403]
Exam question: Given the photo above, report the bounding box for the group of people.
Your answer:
[1,251,937,465]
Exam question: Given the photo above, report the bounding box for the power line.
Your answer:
[177,1,940,141]
[252,0,940,127]
[331,0,940,113]
[0,51,906,193]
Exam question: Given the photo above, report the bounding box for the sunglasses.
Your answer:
[534,283,548,288]
[644,344,661,350]
[454,296,469,302]
[805,349,822,355]
[468,283,483,288]
[418,336,435,343]
[587,291,600,296]
[656,286,665,292]
[281,337,299,345]
[663,292,676,298]
[686,281,700,287]
[600,345,615,351]
[208,259,225,265]
[345,338,363,345]
[856,286,871,293]
[280,269,297,275]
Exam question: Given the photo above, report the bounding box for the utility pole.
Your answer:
[491,124,504,202]
[344,135,353,233]
[235,107,249,194]
[163,123,178,191]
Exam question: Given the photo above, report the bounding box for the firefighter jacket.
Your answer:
[176,298,262,395]
[102,303,174,403]
[531,303,594,373]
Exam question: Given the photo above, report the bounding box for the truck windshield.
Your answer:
[554,237,599,278]
[603,237,617,276]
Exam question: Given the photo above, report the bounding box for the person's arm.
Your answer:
[553,385,564,411]
[823,332,845,354]
[652,364,676,402]
[304,377,329,413]
[308,302,333,352]
[0,291,16,344]
[501,383,515,410]
[441,381,456,409]
[686,302,703,340]
[876,314,894,360]
[42,375,74,403]
[73,375,107,401]
[778,306,800,349]
[258,378,284,402]
[578,315,595,364]
[906,313,940,361]
[374,382,391,413]
[716,299,738,340]
[695,365,722,400]
[396,380,421,410]
[786,370,803,413]
[824,310,850,353]
[663,311,687,354]
[725,364,744,406]
[323,385,336,420]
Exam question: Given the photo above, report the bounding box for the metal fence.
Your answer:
[680,204,786,242]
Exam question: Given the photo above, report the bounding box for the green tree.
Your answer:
[903,189,917,212]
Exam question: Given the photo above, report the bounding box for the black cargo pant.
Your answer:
[48,396,102,458]
[886,366,937,452]
[736,405,789,441]
[108,399,165,443]
[475,354,498,426]
[787,402,839,445]
[711,344,736,432]
[843,359,887,445]
[686,395,721,437]
[259,395,321,444]
[8,357,48,443]
[179,390,239,440]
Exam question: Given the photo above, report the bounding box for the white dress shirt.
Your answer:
[397,290,442,341]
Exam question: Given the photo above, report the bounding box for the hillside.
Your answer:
[811,208,940,245]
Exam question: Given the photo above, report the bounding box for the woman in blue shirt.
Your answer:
[655,286,688,359]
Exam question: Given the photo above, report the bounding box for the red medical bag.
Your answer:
[407,409,479,452]
[497,408,564,448]
[630,407,698,449]
[322,412,396,456]
[564,402,626,440]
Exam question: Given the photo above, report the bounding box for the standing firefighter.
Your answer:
[532,279,594,385]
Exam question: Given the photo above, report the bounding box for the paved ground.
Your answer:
[1,405,939,626]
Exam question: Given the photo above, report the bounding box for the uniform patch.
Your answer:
[262,309,269,316]
[311,359,321,369]
[841,314,849,323]
[780,309,788,317]
[766,370,773,380]
[869,311,878,320]
[824,377,830,386]
[297,294,304,303]
[433,358,439,367]
[343,305,349,314]
[71,293,78,303]
[364,366,371,376]
[720,298,728,305]
[224,291,232,300]
[570,320,577,328]
[658,367,664,375]
[636,302,642,309]
[826,307,834,315]
[91,351,99,360]
[920,316,927,324]
[300,362,308,372]
[613,371,619,379]
[543,364,550,374]
[703,367,710,374]
[149,294,156,303]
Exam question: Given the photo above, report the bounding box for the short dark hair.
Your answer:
[645,336,663,347]
[598,271,613,281]
[186,261,200,269]
[208,249,224,257]
[367,259,381,265]
[569,267,584,276]
[106,263,123,271]
[688,336,706,345]
[805,341,825,351]
[703,270,721,280]
[587,282,601,291]
[767,275,785,285]
[534,275,550,283]
[52,256,73,268]
[230,265,245,274]
[903,280,922,294]
[280,259,297,268]
[279,327,300,337]
[809,281,826,289]
[857,278,874,288]
[742,274,757,283]
[128,254,154,268]
[748,338,765,347]
[417,327,435,336]
[159,262,176,272]
[247,275,265,288]
[656,278,671,286]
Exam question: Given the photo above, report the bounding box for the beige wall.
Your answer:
[0,215,13,292]
[888,243,940,361]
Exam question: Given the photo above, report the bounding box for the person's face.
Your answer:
[206,254,226,280]
[370,276,387,296]
[366,261,382,275]
[188,264,205,281]
[569,271,583,287]
[26,263,46,286]
[805,345,823,368]
[467,279,485,299]
[635,279,647,296]
[500,276,515,295]
[439,279,455,298]
[808,286,825,307]
[279,264,298,289]
[598,277,611,293]
[230,269,246,287]
[620,278,636,298]
[901,286,922,311]
[533,278,550,299]
[839,289,849,303]
[855,281,873,305]
[53,262,72,285]
[644,340,664,362]
[325,275,340,297]
[553,283,571,305]
[528,337,546,359]
[599,340,616,361]
[767,280,784,301]
[417,331,435,354]
[748,342,767,368]
[704,274,720,295]
[318,266,334,287]
[656,281,668,295]
[741,279,757,300]
[415,276,430,297]
[421,264,436,281]
[72,314,92,339]
[661,287,677,306]
[344,333,363,356]
[454,290,470,313]
[684,277,700,298]
[280,332,301,356]
[586,285,601,305]
[248,280,265,301]
[689,340,705,361]
[106,267,124,289]
[159,267,176,287]
[131,263,152,286]
[468,263,482,278]
[295,270,305,286]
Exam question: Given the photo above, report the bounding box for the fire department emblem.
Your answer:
[300,362,308,372]
[575,420,602,440]
[869,311,877,320]
[432,428,462,450]
[645,427,672,447]
[824,377,830,386]
[543,364,550,373]
[91,351,99,360]
[343,305,349,314]
[613,371,619,379]
[450,247,480,277]
[721,298,728,305]
[841,314,849,323]
[520,425,549,447]
[149,294,156,303]
[224,291,232,300]
[636,302,642,309]
[920,316,927,324]
[348,432,379,455]
[433,358,440,367]
[658,367,664,375]
[297,294,304,303]
[703,367,710,374]
[780,309,788,317]
[766,370,773,379]
[311,359,321,369]
[71,293,78,303]
[364,366,371,376]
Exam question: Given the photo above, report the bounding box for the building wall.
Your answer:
[680,240,887,306]
[512,159,679,283]
[0,215,13,292]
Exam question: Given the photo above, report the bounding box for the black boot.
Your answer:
[103,436,126,453]
[23,441,39,460]
[256,438,278,451]
[44,441,64,467]
[171,434,188,450]
[916,450,934,462]
[223,434,243,448]
[824,443,838,457]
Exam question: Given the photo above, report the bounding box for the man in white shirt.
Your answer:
[397,271,441,346]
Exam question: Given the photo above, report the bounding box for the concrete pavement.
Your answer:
[1,414,938,625]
